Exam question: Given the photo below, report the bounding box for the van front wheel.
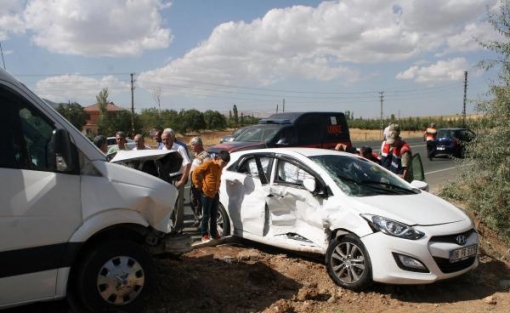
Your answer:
[73,240,156,313]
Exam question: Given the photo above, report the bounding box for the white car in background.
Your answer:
[107,136,136,150]
[218,148,478,290]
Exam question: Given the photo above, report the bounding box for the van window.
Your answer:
[0,86,55,171]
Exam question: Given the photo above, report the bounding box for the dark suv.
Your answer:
[434,128,476,159]
[208,112,351,154]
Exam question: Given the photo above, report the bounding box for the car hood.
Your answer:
[209,141,267,153]
[349,191,468,226]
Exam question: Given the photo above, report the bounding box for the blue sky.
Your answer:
[0,0,503,119]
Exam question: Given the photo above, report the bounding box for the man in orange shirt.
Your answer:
[424,123,437,160]
[192,150,230,242]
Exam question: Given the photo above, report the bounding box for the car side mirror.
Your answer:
[410,180,429,192]
[48,128,76,172]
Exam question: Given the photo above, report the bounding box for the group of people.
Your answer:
[92,129,230,243]
[336,122,424,183]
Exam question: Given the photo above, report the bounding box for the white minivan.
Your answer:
[0,68,191,312]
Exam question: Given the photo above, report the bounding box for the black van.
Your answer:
[208,112,351,154]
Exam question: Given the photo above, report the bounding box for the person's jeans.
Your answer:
[201,193,219,236]
[426,140,436,158]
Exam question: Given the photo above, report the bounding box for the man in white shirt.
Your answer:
[161,128,191,230]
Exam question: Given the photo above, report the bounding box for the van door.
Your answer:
[0,85,82,305]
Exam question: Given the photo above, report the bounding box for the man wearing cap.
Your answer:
[423,123,437,160]
[189,136,212,226]
[380,124,413,182]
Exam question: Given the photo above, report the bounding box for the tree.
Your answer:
[95,88,109,134]
[56,102,87,131]
[440,1,510,244]
[204,110,227,129]
[232,104,239,127]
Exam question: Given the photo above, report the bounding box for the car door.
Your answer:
[411,153,426,182]
[0,85,82,305]
[266,158,325,245]
[223,155,272,236]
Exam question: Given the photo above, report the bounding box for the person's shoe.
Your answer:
[201,235,210,242]
[211,232,221,240]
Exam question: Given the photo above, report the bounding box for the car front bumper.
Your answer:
[361,227,478,284]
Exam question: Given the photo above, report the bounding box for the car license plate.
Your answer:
[437,146,445,150]
[450,244,477,262]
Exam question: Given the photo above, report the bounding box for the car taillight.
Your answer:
[452,138,458,146]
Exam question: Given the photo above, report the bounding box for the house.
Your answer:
[83,102,125,137]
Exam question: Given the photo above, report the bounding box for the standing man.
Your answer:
[93,135,108,154]
[133,134,150,150]
[424,123,437,160]
[189,137,212,226]
[107,131,131,155]
[153,129,164,149]
[192,150,230,242]
[161,128,191,230]
[384,126,413,182]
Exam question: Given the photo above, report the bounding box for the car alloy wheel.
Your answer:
[325,235,372,290]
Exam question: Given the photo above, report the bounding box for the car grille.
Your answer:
[430,228,477,273]
[430,229,476,245]
[432,256,477,273]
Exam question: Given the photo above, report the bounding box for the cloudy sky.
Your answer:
[0,0,502,119]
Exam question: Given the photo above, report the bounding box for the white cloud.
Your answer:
[22,0,172,56]
[138,0,498,95]
[0,0,26,40]
[396,57,470,84]
[36,74,130,104]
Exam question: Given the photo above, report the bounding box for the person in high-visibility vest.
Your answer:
[423,123,437,160]
[380,124,413,182]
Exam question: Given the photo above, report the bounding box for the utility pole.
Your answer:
[0,42,6,70]
[276,103,279,113]
[463,71,468,127]
[379,91,384,138]
[283,98,285,112]
[130,73,135,136]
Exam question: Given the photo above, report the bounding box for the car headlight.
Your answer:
[362,214,424,240]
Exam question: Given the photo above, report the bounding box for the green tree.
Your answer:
[96,88,109,134]
[232,104,239,127]
[179,109,206,133]
[204,110,227,129]
[440,1,510,244]
[56,102,87,131]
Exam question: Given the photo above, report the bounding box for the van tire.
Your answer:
[73,240,156,313]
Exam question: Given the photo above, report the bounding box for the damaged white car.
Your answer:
[219,148,478,290]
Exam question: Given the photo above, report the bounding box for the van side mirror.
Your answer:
[49,129,76,172]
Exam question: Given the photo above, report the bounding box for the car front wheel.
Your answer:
[217,203,231,236]
[325,234,372,291]
[73,240,156,312]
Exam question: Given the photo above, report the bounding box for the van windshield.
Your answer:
[235,125,281,142]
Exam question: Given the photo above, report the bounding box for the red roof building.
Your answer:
[83,102,125,136]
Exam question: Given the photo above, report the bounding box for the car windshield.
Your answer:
[309,154,418,196]
[235,125,281,142]
[437,129,457,138]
